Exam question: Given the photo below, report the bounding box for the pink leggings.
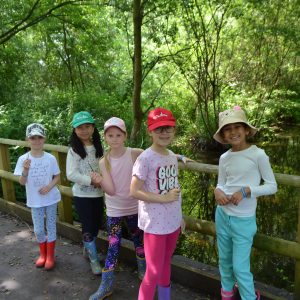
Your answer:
[138,228,180,300]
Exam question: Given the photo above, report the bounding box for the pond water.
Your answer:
[177,125,300,292]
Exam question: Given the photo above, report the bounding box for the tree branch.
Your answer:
[0,0,91,45]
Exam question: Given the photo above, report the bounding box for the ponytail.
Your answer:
[104,148,111,173]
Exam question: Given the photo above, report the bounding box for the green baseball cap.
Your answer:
[72,111,95,128]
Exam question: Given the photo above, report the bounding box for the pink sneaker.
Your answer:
[221,287,238,300]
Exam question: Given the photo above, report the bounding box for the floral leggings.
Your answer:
[104,214,144,270]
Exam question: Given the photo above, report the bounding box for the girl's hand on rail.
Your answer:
[176,154,193,164]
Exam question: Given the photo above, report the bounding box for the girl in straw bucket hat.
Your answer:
[213,106,277,300]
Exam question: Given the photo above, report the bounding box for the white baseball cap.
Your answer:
[104,117,126,133]
[26,123,46,138]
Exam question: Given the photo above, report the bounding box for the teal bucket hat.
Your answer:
[72,111,95,128]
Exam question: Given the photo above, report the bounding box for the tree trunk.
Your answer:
[130,0,143,143]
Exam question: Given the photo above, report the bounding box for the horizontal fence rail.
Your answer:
[0,138,300,298]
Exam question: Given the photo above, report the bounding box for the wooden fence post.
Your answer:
[53,151,73,224]
[294,188,300,299]
[0,144,16,202]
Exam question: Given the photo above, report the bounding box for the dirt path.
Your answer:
[0,211,211,300]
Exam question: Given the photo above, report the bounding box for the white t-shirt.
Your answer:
[132,148,182,234]
[66,146,103,197]
[14,152,61,208]
[216,145,277,217]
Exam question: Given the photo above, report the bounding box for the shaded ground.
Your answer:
[0,211,212,300]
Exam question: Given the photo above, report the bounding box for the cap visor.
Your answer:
[148,121,176,131]
[73,120,94,128]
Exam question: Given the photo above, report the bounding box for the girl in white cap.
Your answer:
[14,123,61,270]
[90,117,145,300]
[213,106,277,300]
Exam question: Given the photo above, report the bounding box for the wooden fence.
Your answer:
[0,138,300,298]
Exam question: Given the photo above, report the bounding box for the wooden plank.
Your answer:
[52,151,73,224]
[0,144,16,202]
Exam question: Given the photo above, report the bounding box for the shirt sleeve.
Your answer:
[14,156,24,176]
[66,149,91,186]
[132,154,148,181]
[51,155,61,176]
[249,150,277,198]
[216,155,226,192]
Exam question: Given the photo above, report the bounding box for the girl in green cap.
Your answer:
[66,111,115,275]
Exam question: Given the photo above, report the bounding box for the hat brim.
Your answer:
[104,125,126,133]
[27,131,45,138]
[213,122,258,144]
[27,134,45,138]
[72,120,94,128]
[148,120,176,131]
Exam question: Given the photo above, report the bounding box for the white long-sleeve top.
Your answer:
[216,145,277,217]
[66,146,103,198]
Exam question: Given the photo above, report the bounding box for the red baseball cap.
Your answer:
[147,108,176,131]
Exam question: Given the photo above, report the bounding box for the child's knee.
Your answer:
[34,229,46,242]
[83,232,93,242]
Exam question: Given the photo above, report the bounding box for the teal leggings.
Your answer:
[215,206,257,300]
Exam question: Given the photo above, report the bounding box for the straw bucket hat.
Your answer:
[213,106,258,144]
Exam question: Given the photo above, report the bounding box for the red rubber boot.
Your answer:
[44,240,56,270]
[35,242,47,268]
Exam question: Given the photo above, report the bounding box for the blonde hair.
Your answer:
[103,129,127,173]
[104,149,111,173]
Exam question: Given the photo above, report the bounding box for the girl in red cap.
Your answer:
[130,107,183,300]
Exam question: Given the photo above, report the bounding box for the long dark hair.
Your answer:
[69,125,103,159]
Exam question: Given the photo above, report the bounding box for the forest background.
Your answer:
[0,0,300,293]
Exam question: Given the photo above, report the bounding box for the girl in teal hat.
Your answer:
[66,111,115,275]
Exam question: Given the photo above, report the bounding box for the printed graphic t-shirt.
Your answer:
[132,147,182,234]
[14,152,61,208]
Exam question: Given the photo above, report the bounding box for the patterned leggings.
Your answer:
[31,203,58,243]
[104,214,144,270]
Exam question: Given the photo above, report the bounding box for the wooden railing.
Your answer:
[0,138,300,298]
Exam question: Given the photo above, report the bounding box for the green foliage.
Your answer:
[175,232,218,266]
[0,0,300,292]
[252,249,294,292]
[0,88,131,144]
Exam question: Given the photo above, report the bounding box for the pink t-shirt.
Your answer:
[105,148,139,217]
[132,147,182,234]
